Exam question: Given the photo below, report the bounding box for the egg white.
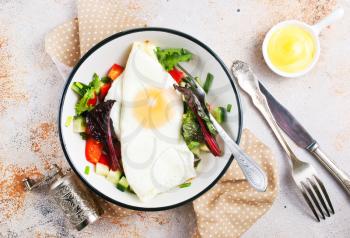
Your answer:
[114,41,196,202]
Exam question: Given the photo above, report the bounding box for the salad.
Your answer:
[66,42,232,198]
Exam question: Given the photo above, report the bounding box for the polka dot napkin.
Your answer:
[76,0,146,55]
[192,129,278,238]
[44,1,278,237]
[45,18,80,67]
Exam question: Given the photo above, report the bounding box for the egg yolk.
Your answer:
[267,25,316,73]
[133,88,172,128]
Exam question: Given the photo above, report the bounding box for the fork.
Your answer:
[177,64,268,192]
[231,60,334,221]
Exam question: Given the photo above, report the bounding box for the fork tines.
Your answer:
[300,175,334,221]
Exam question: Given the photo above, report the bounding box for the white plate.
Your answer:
[59,28,243,211]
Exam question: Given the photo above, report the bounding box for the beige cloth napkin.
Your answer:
[45,1,278,237]
[192,129,277,238]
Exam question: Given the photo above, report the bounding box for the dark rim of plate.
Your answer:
[58,27,243,211]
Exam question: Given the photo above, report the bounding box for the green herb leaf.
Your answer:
[182,110,203,142]
[155,47,192,71]
[89,73,103,94]
[75,87,95,115]
[182,110,203,156]
[175,84,221,156]
[74,73,103,115]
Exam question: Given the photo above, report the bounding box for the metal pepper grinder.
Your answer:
[23,164,103,231]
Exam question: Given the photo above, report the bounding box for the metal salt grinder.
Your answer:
[23,164,103,231]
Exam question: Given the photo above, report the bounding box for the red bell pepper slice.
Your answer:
[98,153,110,167]
[85,138,103,164]
[87,93,97,106]
[168,67,184,83]
[107,64,124,80]
[99,82,112,101]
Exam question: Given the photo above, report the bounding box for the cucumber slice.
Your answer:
[212,107,226,124]
[117,176,129,192]
[95,163,109,177]
[106,170,122,185]
[73,116,86,133]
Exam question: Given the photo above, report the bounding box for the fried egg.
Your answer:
[117,41,196,202]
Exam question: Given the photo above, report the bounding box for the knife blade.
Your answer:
[259,82,350,196]
[259,83,316,149]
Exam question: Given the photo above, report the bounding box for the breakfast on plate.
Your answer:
[66,41,232,201]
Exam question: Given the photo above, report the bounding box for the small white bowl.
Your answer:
[262,20,320,78]
[262,8,344,78]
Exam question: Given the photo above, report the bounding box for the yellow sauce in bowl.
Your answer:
[267,25,316,74]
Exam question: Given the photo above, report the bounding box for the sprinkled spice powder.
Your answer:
[0,162,42,221]
[264,0,337,25]
[299,0,337,25]
[0,27,28,114]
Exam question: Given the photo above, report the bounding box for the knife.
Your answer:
[259,82,350,196]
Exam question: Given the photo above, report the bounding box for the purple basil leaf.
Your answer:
[86,100,122,171]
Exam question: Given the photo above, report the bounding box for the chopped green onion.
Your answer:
[73,116,87,133]
[84,166,90,175]
[65,116,73,127]
[203,73,214,93]
[179,182,191,188]
[226,104,232,112]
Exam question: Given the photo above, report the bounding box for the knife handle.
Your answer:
[309,143,350,196]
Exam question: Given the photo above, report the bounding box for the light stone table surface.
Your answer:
[0,0,350,237]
